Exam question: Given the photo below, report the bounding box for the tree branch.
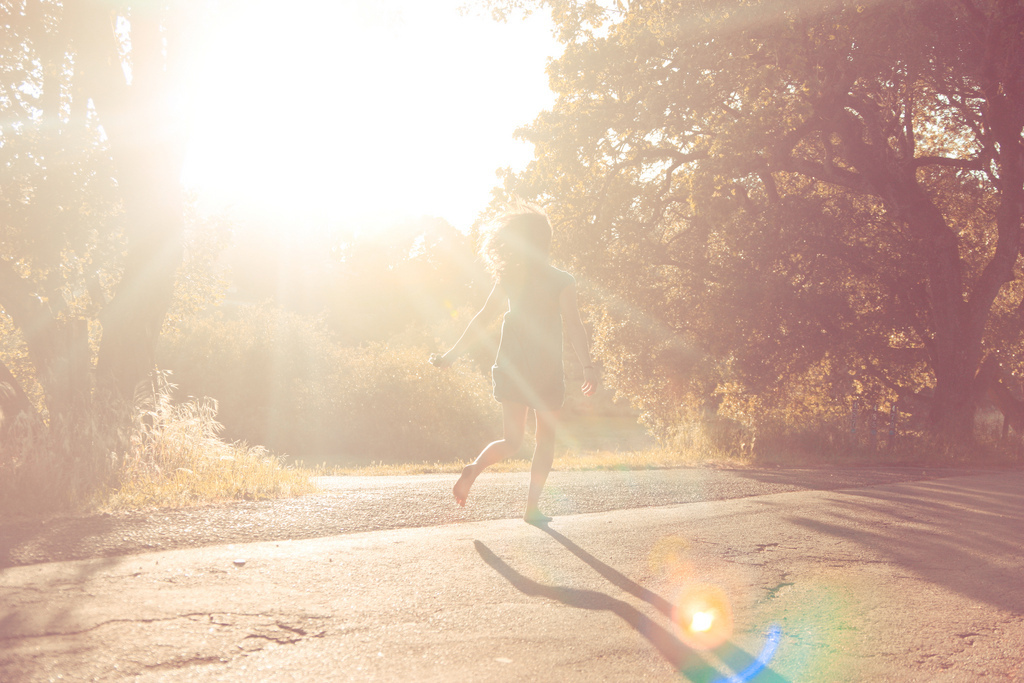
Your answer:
[774,155,874,194]
[912,155,985,171]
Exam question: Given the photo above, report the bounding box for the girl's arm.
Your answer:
[560,282,598,397]
[430,282,507,368]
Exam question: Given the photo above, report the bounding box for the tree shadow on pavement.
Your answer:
[0,514,118,569]
[783,473,1024,613]
[728,467,964,493]
[474,532,787,683]
[0,550,123,636]
[1,521,125,683]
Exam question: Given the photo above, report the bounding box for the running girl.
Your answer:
[429,207,597,525]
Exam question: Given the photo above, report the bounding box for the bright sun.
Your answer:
[179,0,558,230]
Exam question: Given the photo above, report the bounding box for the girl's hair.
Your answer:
[481,205,552,280]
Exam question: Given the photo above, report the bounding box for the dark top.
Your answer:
[492,265,575,411]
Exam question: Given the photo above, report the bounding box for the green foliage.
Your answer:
[494,0,1024,442]
[221,218,490,344]
[158,305,340,455]
[0,121,125,320]
[158,305,501,465]
[0,310,45,414]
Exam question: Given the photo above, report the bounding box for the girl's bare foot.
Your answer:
[453,465,476,507]
[524,509,552,526]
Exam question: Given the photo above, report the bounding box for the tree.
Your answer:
[1,0,192,429]
[493,0,1024,440]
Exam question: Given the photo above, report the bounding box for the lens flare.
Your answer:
[713,624,783,683]
[672,584,734,650]
[691,610,715,632]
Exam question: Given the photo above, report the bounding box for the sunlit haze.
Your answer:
[179,0,558,231]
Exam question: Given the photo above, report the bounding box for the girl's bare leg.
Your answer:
[525,410,558,524]
[453,402,528,507]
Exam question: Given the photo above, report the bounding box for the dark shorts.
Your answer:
[492,364,565,412]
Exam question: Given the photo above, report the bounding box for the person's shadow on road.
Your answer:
[474,526,787,683]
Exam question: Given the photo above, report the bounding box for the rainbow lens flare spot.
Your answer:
[712,624,783,683]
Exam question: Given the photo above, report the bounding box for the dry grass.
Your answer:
[104,446,320,510]
[0,382,321,517]
[326,445,745,477]
[101,391,320,511]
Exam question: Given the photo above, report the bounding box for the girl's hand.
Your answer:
[581,366,600,397]
[429,353,452,368]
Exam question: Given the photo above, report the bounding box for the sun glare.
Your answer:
[690,610,715,632]
[179,0,558,229]
[672,584,734,650]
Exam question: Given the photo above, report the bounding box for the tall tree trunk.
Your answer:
[67,1,186,400]
[941,2,1024,439]
[909,197,980,439]
[841,126,983,440]
[94,145,184,400]
[0,265,92,419]
[0,359,35,435]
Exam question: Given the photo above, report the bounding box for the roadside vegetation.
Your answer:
[104,379,320,510]
[0,376,320,518]
[2,1,1023,519]
[332,417,1023,478]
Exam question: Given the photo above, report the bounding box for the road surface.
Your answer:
[1,467,1022,681]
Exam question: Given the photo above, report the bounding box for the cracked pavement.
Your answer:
[0,469,1022,681]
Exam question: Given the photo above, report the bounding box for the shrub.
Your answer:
[107,379,318,509]
[0,375,318,516]
[159,306,500,465]
[158,305,343,456]
[332,343,499,464]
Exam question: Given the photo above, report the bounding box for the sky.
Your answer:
[179,0,560,232]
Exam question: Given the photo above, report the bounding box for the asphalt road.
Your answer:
[0,466,975,567]
[1,467,1022,682]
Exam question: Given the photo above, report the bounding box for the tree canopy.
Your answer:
[1,0,194,426]
[494,0,1024,438]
